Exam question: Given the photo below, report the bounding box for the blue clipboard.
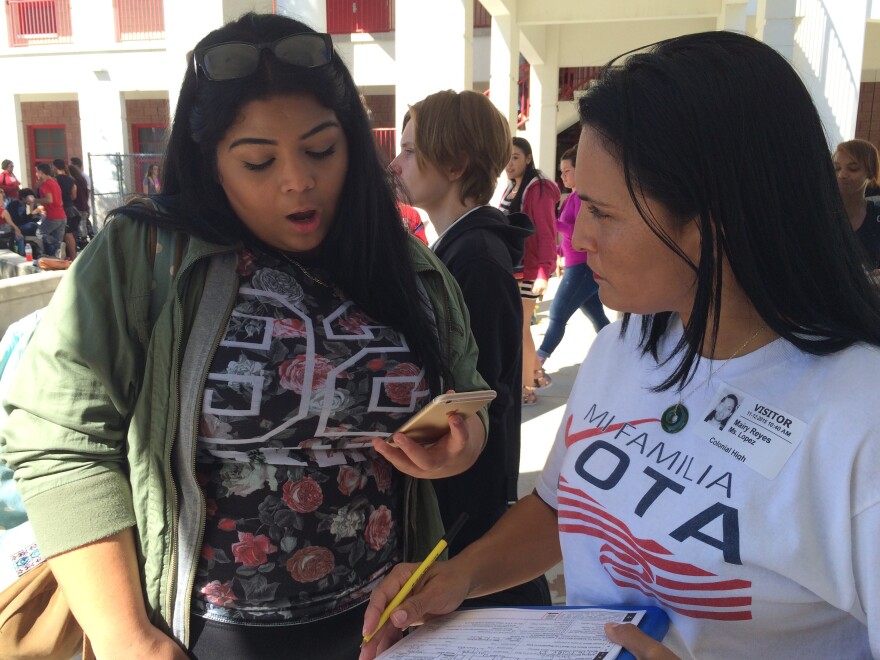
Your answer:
[495,605,669,660]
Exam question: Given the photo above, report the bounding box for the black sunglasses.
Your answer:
[193,33,333,81]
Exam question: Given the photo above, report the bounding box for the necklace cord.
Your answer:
[278,251,343,299]
[661,325,765,434]
[677,325,764,408]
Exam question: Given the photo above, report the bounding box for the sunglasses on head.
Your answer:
[193,33,333,81]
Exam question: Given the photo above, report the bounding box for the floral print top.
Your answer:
[191,246,431,624]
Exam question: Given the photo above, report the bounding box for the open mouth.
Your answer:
[287,209,317,222]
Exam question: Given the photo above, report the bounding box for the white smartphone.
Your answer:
[390,390,497,446]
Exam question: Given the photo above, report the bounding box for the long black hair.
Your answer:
[579,30,880,391]
[110,12,447,392]
[508,136,544,214]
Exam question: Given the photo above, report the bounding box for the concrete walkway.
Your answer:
[515,275,612,604]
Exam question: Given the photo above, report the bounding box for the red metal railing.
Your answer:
[6,0,72,46]
[372,128,395,165]
[480,60,530,129]
[327,0,394,34]
[474,0,490,28]
[115,0,164,41]
[558,66,603,101]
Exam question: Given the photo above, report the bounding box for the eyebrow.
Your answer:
[578,191,614,209]
[228,137,275,150]
[228,120,341,150]
[300,120,341,140]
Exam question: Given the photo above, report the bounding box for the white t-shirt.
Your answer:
[537,317,880,659]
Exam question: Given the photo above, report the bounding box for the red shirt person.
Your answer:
[398,202,428,244]
[34,164,66,221]
[0,160,21,200]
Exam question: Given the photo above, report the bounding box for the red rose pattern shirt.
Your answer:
[191,246,431,624]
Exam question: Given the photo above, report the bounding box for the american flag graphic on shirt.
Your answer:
[558,416,753,622]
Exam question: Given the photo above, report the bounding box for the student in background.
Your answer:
[499,137,559,406]
[833,139,880,272]
[69,163,91,243]
[535,145,610,370]
[397,202,428,244]
[390,90,538,573]
[6,188,42,238]
[32,163,67,256]
[0,160,21,201]
[53,158,82,239]
[0,189,25,254]
[70,157,90,191]
[142,163,162,195]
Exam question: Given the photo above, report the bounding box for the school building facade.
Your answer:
[0,0,877,219]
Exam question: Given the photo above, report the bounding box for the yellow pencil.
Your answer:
[362,513,468,645]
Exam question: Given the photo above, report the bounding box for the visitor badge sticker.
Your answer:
[694,383,805,479]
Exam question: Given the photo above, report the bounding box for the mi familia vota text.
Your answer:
[568,403,742,565]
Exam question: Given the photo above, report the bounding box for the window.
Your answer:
[28,126,67,176]
[132,124,165,155]
[7,0,72,46]
[115,0,164,41]
[326,0,393,34]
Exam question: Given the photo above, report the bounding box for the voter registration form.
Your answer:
[376,607,646,660]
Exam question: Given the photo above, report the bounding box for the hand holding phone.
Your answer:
[390,390,496,446]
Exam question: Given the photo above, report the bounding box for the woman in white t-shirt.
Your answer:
[360,31,880,660]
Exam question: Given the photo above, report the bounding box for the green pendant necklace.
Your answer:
[660,325,764,435]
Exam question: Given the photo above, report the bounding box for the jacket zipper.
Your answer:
[162,247,235,632]
[181,284,236,643]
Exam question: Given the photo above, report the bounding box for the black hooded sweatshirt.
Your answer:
[430,205,535,555]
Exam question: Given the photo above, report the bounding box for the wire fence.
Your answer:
[87,152,162,231]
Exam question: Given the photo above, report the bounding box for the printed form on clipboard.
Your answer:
[376,605,669,660]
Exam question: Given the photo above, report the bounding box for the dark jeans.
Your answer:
[16,220,39,236]
[188,602,367,660]
[38,218,66,257]
[537,261,610,360]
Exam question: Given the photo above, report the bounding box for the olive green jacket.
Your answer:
[1,215,487,645]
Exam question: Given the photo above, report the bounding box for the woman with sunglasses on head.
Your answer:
[500,136,560,406]
[362,31,880,660]
[2,13,487,660]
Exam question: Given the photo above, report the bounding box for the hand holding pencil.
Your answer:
[359,514,470,660]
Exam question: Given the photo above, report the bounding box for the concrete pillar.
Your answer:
[489,12,519,132]
[395,0,472,131]
[78,83,127,220]
[0,95,25,179]
[522,26,560,178]
[757,0,869,146]
[78,85,126,160]
[164,2,226,121]
[274,0,327,31]
[223,0,274,23]
[718,1,749,31]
